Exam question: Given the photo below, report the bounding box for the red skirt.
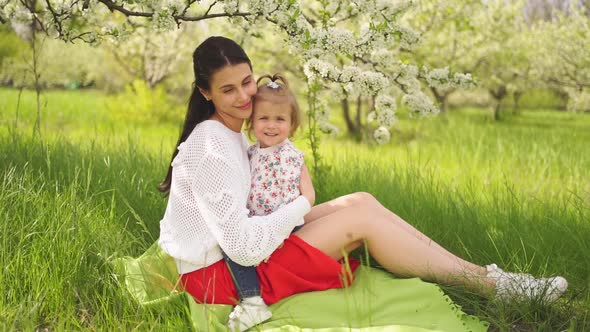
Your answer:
[181,234,360,305]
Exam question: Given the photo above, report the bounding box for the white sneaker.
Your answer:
[227,296,272,332]
[486,264,568,303]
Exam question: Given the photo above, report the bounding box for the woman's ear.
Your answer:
[198,88,211,101]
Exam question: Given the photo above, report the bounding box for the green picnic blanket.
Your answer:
[111,243,488,331]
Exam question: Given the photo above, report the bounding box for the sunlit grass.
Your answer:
[1,88,589,330]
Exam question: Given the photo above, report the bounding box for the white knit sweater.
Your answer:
[158,120,310,274]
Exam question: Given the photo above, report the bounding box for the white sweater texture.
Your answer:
[158,120,310,274]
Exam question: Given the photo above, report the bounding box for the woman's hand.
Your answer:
[299,164,315,207]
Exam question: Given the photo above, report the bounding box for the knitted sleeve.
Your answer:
[191,150,310,267]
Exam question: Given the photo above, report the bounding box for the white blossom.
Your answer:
[397,63,421,93]
[304,59,339,81]
[424,67,475,91]
[371,49,395,67]
[375,94,397,112]
[4,3,34,25]
[315,100,331,121]
[319,121,339,135]
[308,27,355,56]
[223,0,239,14]
[425,67,451,90]
[452,72,476,89]
[343,82,355,94]
[164,0,185,13]
[402,91,439,117]
[373,126,391,144]
[377,109,398,127]
[395,24,421,50]
[347,3,360,16]
[152,9,176,32]
[341,66,361,82]
[247,0,274,15]
[326,27,355,55]
[356,71,388,95]
[355,25,386,57]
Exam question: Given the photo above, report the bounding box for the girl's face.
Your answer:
[199,63,257,131]
[252,100,292,148]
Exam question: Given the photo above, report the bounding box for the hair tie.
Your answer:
[266,81,280,89]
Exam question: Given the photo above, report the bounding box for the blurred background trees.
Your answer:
[0,0,588,139]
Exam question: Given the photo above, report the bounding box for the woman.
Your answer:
[157,36,567,331]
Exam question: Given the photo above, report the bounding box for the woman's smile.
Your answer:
[237,100,252,111]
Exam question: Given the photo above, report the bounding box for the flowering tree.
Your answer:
[409,0,482,113]
[531,4,590,112]
[1,0,477,176]
[105,25,192,89]
[468,0,533,120]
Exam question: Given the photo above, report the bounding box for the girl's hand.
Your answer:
[299,164,315,207]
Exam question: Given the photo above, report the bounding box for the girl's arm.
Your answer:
[299,163,315,208]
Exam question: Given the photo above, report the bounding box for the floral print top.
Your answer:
[247,139,304,217]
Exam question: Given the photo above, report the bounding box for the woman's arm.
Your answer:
[191,151,311,267]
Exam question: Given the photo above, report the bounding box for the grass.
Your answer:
[0,88,589,331]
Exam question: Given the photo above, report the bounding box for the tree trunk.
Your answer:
[493,100,502,121]
[512,90,523,115]
[30,11,42,138]
[555,89,569,111]
[431,87,449,113]
[354,96,362,131]
[341,98,358,136]
[490,85,507,121]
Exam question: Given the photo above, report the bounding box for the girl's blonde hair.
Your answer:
[247,73,301,137]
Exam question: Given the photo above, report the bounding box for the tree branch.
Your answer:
[204,1,217,16]
[97,0,252,21]
[44,0,64,37]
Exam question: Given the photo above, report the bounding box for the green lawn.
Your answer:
[1,88,589,331]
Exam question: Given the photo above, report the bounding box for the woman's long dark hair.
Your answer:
[159,36,252,193]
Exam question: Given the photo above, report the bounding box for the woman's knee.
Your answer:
[352,192,377,206]
[352,192,393,219]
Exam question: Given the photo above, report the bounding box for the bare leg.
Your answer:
[296,193,495,295]
[305,193,461,261]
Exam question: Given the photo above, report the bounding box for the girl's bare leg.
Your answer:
[296,193,495,295]
[304,192,462,262]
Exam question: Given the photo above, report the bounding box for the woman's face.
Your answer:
[200,63,257,129]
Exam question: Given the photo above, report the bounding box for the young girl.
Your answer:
[224,74,314,331]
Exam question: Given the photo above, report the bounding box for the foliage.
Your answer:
[0,0,476,147]
[0,26,27,65]
[404,0,482,112]
[103,24,196,88]
[105,80,183,124]
[0,33,133,90]
[1,0,589,170]
[530,4,590,112]
[468,0,533,120]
